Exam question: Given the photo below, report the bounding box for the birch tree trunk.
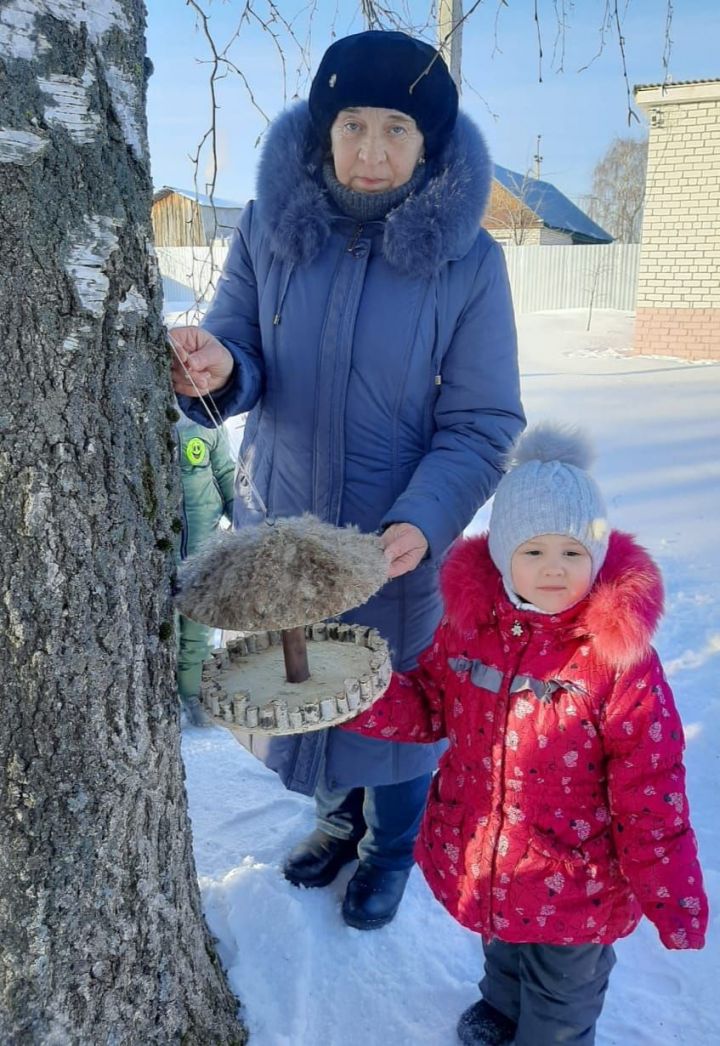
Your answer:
[0,2,245,1042]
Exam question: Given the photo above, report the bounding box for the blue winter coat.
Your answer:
[178,102,525,795]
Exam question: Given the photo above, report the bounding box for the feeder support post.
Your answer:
[282,627,310,684]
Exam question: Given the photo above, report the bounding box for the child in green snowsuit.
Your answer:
[176,415,235,725]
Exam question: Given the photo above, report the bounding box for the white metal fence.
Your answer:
[501,242,640,313]
[159,241,640,314]
[157,244,228,305]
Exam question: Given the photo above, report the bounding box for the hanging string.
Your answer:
[166,329,224,429]
[166,328,273,524]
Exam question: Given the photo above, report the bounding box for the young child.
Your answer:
[343,423,707,1046]
[175,414,235,726]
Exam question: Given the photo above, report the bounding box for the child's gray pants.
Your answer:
[480,938,616,1045]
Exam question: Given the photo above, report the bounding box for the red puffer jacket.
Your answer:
[344,531,707,948]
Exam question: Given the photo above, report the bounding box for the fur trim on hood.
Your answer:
[254,101,493,278]
[440,530,664,670]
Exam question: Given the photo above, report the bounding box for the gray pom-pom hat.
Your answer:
[488,422,610,592]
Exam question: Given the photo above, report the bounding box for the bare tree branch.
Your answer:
[550,0,572,73]
[661,0,674,86]
[577,1,640,126]
[533,0,544,82]
[610,1,640,126]
[408,0,484,94]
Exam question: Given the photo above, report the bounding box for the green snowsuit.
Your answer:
[176,416,235,701]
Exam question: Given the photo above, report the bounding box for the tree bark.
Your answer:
[0,3,245,1043]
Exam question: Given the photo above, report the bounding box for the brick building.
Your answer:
[634,80,720,360]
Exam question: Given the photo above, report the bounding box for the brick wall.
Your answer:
[483,182,543,245]
[634,82,720,360]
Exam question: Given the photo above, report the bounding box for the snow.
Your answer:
[177,310,719,1046]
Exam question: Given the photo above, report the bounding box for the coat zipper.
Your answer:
[487,630,531,930]
[346,223,364,253]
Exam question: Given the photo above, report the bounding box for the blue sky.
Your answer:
[146,1,719,206]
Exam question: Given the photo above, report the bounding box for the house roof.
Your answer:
[634,78,720,90]
[153,186,244,210]
[493,164,612,244]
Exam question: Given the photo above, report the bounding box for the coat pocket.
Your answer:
[528,824,613,873]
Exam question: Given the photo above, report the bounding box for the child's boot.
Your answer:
[283,829,358,888]
[341,863,410,930]
[457,999,516,1046]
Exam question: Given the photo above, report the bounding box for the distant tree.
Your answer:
[588,136,649,243]
[484,172,545,246]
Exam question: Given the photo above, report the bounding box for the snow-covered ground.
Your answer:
[176,310,719,1045]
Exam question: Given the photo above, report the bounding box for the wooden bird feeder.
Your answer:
[175,515,391,734]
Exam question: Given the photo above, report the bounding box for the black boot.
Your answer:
[341,862,410,930]
[456,999,517,1046]
[283,829,358,888]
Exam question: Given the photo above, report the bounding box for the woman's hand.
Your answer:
[169,326,235,396]
[381,523,429,579]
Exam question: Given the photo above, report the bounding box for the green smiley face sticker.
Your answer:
[185,437,207,466]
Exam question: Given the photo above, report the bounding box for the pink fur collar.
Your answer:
[440,530,664,669]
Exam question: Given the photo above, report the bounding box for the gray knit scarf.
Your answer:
[322,159,426,222]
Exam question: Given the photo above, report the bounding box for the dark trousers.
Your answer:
[480,938,616,1046]
[315,773,432,871]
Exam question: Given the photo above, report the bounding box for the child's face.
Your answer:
[510,534,593,613]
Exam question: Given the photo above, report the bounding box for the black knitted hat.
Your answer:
[308,30,458,157]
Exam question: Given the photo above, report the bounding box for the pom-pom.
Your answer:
[504,422,595,472]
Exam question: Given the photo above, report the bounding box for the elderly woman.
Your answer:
[171,30,525,931]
